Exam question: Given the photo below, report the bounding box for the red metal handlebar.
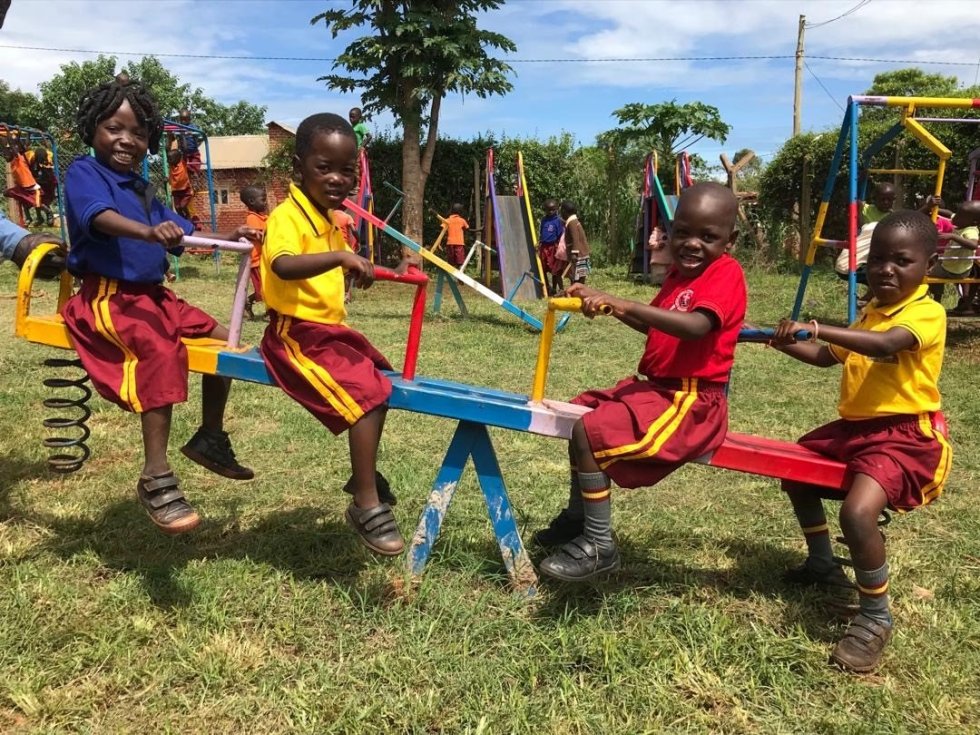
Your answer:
[371,266,428,380]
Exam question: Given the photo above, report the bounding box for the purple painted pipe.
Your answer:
[179,236,253,348]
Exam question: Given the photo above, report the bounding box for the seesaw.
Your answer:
[15,239,902,594]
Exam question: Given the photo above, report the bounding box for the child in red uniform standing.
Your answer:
[3,137,42,226]
[444,203,469,269]
[534,182,745,581]
[240,185,268,320]
[259,112,404,556]
[771,210,951,674]
[60,78,259,535]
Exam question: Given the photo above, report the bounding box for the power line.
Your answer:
[805,0,872,29]
[0,43,976,67]
[804,60,845,112]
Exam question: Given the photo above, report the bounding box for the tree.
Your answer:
[311,1,516,246]
[33,55,267,145]
[0,80,42,127]
[599,100,731,189]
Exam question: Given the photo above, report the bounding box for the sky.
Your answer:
[2,0,980,164]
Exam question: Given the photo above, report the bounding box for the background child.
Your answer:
[770,210,951,674]
[61,78,258,535]
[29,140,57,226]
[259,112,403,557]
[167,148,193,221]
[240,185,268,320]
[444,202,469,269]
[534,183,745,581]
[560,200,591,285]
[348,107,371,149]
[3,136,42,227]
[932,200,980,314]
[175,108,202,174]
[538,198,564,294]
[861,181,896,225]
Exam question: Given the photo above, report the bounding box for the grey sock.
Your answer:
[792,496,835,568]
[566,470,584,521]
[855,562,892,626]
[578,471,614,553]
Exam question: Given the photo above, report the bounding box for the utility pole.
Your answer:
[793,14,805,136]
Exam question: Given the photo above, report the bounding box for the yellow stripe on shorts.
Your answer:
[277,315,364,425]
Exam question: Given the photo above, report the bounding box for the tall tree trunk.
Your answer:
[399,94,443,265]
[401,113,424,260]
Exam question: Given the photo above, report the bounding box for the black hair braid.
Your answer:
[76,79,164,154]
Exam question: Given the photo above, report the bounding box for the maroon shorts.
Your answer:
[260,312,392,435]
[573,376,728,489]
[5,185,40,209]
[172,188,192,210]
[798,414,952,511]
[249,265,263,301]
[61,276,218,412]
[539,242,563,276]
[446,244,466,267]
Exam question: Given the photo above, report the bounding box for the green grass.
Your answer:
[2,258,980,733]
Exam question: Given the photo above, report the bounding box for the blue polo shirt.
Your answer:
[65,155,193,284]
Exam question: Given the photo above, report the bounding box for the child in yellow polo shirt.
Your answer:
[771,210,951,675]
[259,112,403,557]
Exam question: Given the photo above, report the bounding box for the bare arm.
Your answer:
[770,317,916,363]
[566,283,715,339]
[92,210,184,248]
[271,249,375,288]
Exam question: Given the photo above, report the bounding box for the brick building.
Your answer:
[195,121,294,231]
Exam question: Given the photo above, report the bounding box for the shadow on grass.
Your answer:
[0,455,55,522]
[525,529,855,643]
[18,498,384,610]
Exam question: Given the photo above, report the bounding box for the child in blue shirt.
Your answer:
[61,78,260,535]
[538,198,565,294]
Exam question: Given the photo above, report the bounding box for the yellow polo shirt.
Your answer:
[829,285,945,419]
[262,183,351,326]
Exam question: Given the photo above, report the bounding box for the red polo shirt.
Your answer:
[637,254,746,383]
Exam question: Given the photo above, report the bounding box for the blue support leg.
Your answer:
[446,276,469,317]
[468,423,538,595]
[407,422,477,577]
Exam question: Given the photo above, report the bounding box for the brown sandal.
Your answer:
[345,502,404,556]
[830,613,892,673]
[136,473,200,535]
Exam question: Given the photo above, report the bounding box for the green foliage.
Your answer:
[599,100,731,190]
[31,55,266,145]
[311,1,515,126]
[0,79,42,128]
[760,68,980,244]
[310,0,516,241]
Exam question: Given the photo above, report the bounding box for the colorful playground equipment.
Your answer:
[483,149,547,301]
[17,229,873,593]
[792,94,980,323]
[630,152,680,281]
[344,195,570,333]
[0,122,68,241]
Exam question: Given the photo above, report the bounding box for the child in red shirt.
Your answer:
[534,182,746,581]
[241,185,268,320]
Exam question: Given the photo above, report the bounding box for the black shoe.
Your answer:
[783,559,854,589]
[180,427,254,480]
[343,471,397,506]
[531,508,584,548]
[539,535,620,582]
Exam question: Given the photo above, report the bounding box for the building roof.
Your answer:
[201,134,269,170]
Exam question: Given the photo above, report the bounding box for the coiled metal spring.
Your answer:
[41,357,92,473]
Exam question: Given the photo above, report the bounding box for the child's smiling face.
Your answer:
[92,99,148,173]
